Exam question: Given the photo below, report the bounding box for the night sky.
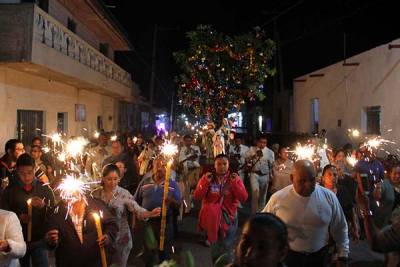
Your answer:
[109,0,398,109]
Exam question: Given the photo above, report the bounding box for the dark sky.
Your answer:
[109,0,398,109]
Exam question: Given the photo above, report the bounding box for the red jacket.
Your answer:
[193,172,248,243]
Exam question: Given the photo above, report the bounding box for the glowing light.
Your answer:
[56,175,89,204]
[161,142,178,158]
[66,137,89,158]
[42,146,50,153]
[293,144,316,161]
[110,135,117,142]
[346,155,358,167]
[133,136,137,144]
[57,152,67,162]
[348,128,360,137]
[93,131,100,139]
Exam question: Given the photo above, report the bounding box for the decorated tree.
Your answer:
[174,25,276,125]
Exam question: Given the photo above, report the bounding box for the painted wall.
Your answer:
[293,37,400,148]
[0,66,118,149]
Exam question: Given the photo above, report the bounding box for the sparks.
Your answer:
[348,128,360,137]
[161,142,178,158]
[93,131,100,139]
[57,152,67,162]
[56,175,89,203]
[133,136,137,144]
[66,137,89,158]
[110,135,117,141]
[346,155,358,167]
[293,143,316,161]
[362,137,395,153]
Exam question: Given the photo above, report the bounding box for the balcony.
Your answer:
[0,4,135,101]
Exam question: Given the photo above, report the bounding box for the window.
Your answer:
[75,104,86,121]
[97,116,103,131]
[67,18,76,33]
[364,106,381,135]
[310,98,319,134]
[57,112,68,134]
[17,110,44,146]
[99,43,109,58]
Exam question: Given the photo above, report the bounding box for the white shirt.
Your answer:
[263,185,349,257]
[0,209,26,267]
[245,146,275,174]
[229,144,249,167]
[270,159,293,193]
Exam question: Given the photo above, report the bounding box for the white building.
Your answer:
[293,37,400,149]
[0,0,144,148]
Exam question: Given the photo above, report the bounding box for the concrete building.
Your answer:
[0,0,145,148]
[293,37,400,149]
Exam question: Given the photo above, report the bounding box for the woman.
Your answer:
[230,213,288,267]
[92,164,161,267]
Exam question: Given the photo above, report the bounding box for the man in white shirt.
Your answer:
[245,135,274,214]
[0,209,26,267]
[178,134,201,214]
[228,134,249,181]
[270,147,293,194]
[85,132,111,181]
[263,159,349,267]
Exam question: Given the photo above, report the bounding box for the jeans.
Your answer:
[19,241,49,267]
[212,216,238,264]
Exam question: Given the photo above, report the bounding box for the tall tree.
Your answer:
[174,25,276,125]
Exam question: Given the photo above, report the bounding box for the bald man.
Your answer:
[263,160,349,267]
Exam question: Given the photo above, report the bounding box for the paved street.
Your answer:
[128,199,385,267]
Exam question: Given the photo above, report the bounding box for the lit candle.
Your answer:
[160,160,172,251]
[27,199,32,242]
[92,212,107,267]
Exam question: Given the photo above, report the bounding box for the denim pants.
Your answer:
[20,241,49,267]
[212,215,239,264]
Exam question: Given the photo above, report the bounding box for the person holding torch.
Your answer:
[1,153,54,267]
[45,177,118,267]
[134,154,181,266]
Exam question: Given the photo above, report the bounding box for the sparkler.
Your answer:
[133,136,138,144]
[293,143,316,161]
[66,137,89,158]
[93,131,100,139]
[110,135,117,142]
[160,141,178,251]
[362,136,395,154]
[348,129,360,138]
[346,155,358,167]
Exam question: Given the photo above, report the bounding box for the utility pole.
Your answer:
[149,24,157,109]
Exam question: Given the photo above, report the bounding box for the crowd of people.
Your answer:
[0,125,400,267]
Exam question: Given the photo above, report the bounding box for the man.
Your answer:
[245,135,274,213]
[178,134,201,214]
[134,156,181,266]
[103,139,137,180]
[1,154,55,267]
[0,139,25,192]
[45,195,117,267]
[194,154,248,263]
[354,146,385,213]
[263,160,349,267]
[228,134,249,181]
[270,147,293,194]
[85,132,111,181]
[0,209,26,267]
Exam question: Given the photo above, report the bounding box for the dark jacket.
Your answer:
[47,197,118,267]
[1,179,55,243]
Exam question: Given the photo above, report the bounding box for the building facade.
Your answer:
[0,0,142,147]
[293,37,400,149]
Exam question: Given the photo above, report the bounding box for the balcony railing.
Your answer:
[33,6,132,88]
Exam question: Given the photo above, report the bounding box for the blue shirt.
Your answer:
[355,158,384,190]
[134,175,181,215]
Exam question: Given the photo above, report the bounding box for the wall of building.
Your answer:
[48,0,115,60]
[293,37,400,148]
[0,66,118,149]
